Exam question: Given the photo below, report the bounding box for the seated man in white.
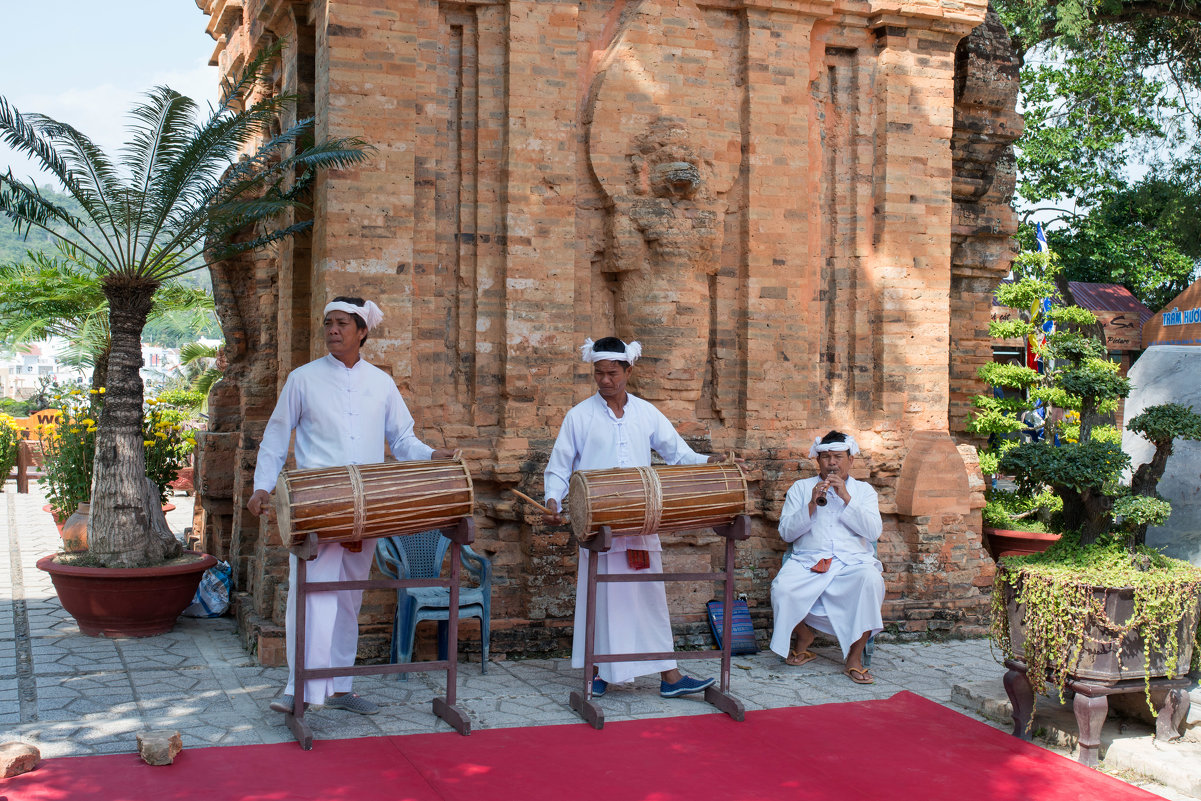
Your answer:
[770,430,884,684]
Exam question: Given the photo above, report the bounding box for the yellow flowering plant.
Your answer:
[142,399,194,506]
[0,413,22,487]
[39,387,196,517]
[38,388,99,519]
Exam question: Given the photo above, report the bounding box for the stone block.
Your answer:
[0,742,40,778]
[136,730,183,766]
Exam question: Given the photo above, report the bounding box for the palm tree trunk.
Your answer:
[88,278,182,567]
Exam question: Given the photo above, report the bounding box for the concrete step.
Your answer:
[952,678,1201,800]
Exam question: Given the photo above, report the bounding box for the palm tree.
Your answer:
[0,41,369,566]
[0,248,214,390]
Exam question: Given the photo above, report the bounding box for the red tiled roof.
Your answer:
[1067,282,1155,327]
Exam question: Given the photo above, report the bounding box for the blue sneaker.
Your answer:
[660,675,715,698]
[591,677,608,697]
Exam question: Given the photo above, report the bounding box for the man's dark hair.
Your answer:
[330,295,369,345]
[592,336,630,369]
[819,430,847,446]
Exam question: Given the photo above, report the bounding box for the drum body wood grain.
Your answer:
[568,463,748,542]
[274,459,473,546]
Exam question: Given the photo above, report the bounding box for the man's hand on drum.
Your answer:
[431,448,456,459]
[707,451,747,467]
[542,498,564,526]
[247,489,271,518]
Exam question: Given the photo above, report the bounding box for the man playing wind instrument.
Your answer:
[770,430,884,684]
[542,336,735,699]
[248,296,454,716]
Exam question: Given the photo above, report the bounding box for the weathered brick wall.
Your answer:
[197,0,1019,664]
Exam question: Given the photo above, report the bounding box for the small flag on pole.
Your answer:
[1035,222,1048,253]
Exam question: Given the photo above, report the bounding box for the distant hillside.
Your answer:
[0,188,79,264]
[0,187,212,291]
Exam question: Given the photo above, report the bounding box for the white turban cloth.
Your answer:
[809,434,860,459]
[579,337,642,364]
[324,299,384,330]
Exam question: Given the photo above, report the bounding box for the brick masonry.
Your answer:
[196,0,1019,664]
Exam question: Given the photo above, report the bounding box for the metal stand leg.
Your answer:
[286,537,315,750]
[704,517,749,721]
[569,527,608,730]
[433,517,473,735]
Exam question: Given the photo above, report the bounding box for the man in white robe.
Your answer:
[542,337,725,698]
[248,296,454,714]
[770,430,884,684]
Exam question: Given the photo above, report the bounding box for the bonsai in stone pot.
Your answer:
[977,257,1201,764]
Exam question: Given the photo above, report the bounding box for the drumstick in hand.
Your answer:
[511,489,555,516]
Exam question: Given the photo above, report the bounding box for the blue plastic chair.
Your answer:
[778,549,876,668]
[374,530,491,678]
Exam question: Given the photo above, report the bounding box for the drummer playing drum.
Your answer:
[248,296,455,717]
[542,337,741,699]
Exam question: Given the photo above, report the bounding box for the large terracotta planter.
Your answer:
[982,526,1060,561]
[37,550,217,637]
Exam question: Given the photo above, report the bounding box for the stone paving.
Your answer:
[0,484,1195,799]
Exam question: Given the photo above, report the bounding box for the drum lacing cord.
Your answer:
[347,465,366,541]
[635,466,662,537]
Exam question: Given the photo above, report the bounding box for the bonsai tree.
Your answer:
[973,249,1201,709]
[0,41,369,567]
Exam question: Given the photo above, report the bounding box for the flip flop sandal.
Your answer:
[844,667,875,684]
[786,649,819,667]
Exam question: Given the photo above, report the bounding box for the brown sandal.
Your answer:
[786,649,818,667]
[844,667,874,684]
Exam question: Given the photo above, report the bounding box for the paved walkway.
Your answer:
[0,485,1194,799]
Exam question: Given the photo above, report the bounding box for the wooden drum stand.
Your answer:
[284,517,474,749]
[569,515,751,729]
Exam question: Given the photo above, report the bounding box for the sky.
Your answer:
[0,1,219,184]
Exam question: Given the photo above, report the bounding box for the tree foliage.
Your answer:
[0,39,370,567]
[996,0,1201,307]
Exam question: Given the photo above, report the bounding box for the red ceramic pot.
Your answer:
[981,527,1060,561]
[37,550,217,637]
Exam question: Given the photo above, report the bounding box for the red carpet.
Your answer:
[4,692,1158,801]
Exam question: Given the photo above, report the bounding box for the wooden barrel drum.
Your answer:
[567,463,749,542]
[274,458,473,547]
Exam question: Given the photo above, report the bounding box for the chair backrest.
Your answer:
[386,529,451,580]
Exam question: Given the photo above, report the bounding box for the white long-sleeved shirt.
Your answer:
[778,475,883,570]
[253,354,435,493]
[544,392,709,552]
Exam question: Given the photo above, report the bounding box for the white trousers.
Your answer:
[285,540,377,704]
[572,548,677,684]
[769,557,884,660]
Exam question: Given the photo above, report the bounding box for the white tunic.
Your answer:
[253,353,435,704]
[769,475,885,660]
[544,393,709,683]
[254,353,433,492]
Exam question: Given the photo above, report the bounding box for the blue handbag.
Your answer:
[706,598,758,655]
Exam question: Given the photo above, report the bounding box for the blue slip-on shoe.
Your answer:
[591,677,608,697]
[660,675,715,698]
[324,692,379,715]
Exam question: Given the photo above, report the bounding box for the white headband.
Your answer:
[580,337,642,364]
[809,435,860,459]
[324,300,383,330]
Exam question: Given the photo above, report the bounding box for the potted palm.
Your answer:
[0,41,368,635]
[973,252,1201,766]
